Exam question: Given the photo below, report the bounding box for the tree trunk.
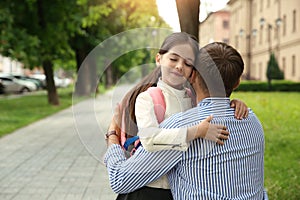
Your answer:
[175,0,200,41]
[75,48,92,96]
[105,61,114,88]
[43,60,59,105]
[37,0,59,105]
[89,56,98,94]
[76,48,86,73]
[268,78,272,91]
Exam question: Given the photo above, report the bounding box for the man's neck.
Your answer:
[194,88,209,104]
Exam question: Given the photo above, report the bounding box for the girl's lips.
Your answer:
[170,71,183,77]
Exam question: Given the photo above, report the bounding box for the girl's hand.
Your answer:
[190,115,229,145]
[201,115,229,145]
[230,99,249,120]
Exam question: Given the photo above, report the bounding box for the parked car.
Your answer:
[29,74,47,88]
[0,79,4,94]
[30,74,72,88]
[0,77,31,93]
[13,75,43,90]
[0,74,37,92]
[54,76,72,88]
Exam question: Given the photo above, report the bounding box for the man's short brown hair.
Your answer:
[195,42,244,97]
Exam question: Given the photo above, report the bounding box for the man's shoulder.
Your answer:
[160,106,202,128]
[247,108,261,121]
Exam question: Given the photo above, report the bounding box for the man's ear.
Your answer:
[189,69,197,84]
[233,78,241,90]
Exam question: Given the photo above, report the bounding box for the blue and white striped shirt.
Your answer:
[104,98,266,199]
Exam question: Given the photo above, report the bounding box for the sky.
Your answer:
[156,0,230,31]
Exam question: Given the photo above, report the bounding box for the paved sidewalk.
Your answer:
[0,87,130,200]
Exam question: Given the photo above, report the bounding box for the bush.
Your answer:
[235,80,300,92]
[266,53,284,81]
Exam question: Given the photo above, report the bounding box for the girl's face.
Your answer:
[156,44,195,90]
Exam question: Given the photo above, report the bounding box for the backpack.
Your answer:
[120,86,194,156]
[120,87,165,156]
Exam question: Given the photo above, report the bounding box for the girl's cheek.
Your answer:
[184,68,193,77]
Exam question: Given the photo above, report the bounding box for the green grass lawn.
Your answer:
[0,87,74,137]
[232,92,300,200]
[0,90,299,199]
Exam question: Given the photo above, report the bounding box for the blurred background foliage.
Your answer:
[0,0,170,103]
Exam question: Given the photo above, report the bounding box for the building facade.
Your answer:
[0,55,24,75]
[228,0,300,81]
[199,0,300,81]
[198,10,230,48]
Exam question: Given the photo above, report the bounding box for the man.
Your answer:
[104,42,267,199]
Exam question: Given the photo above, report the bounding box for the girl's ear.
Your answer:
[155,53,161,66]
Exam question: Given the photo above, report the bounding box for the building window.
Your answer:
[260,0,263,12]
[283,15,286,36]
[235,35,239,49]
[292,55,296,76]
[267,0,270,8]
[252,34,256,47]
[282,57,286,75]
[223,20,229,29]
[252,63,256,78]
[259,26,263,44]
[259,62,263,80]
[293,10,296,32]
[266,26,269,43]
[253,2,257,16]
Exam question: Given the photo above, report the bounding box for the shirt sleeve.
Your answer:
[104,144,182,194]
[135,92,188,152]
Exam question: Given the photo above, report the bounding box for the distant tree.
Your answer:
[0,5,40,69]
[0,0,169,100]
[96,0,168,89]
[175,0,200,40]
[72,0,169,94]
[70,0,113,96]
[266,53,284,90]
[0,0,79,105]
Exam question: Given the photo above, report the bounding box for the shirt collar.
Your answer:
[197,97,231,109]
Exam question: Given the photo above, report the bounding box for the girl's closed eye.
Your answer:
[169,57,178,62]
[185,62,193,67]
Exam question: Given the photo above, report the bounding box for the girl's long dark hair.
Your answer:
[119,32,199,137]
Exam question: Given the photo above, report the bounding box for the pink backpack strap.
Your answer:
[147,87,166,123]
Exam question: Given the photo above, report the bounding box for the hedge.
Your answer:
[235,80,300,92]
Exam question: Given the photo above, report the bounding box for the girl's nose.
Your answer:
[175,61,183,71]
